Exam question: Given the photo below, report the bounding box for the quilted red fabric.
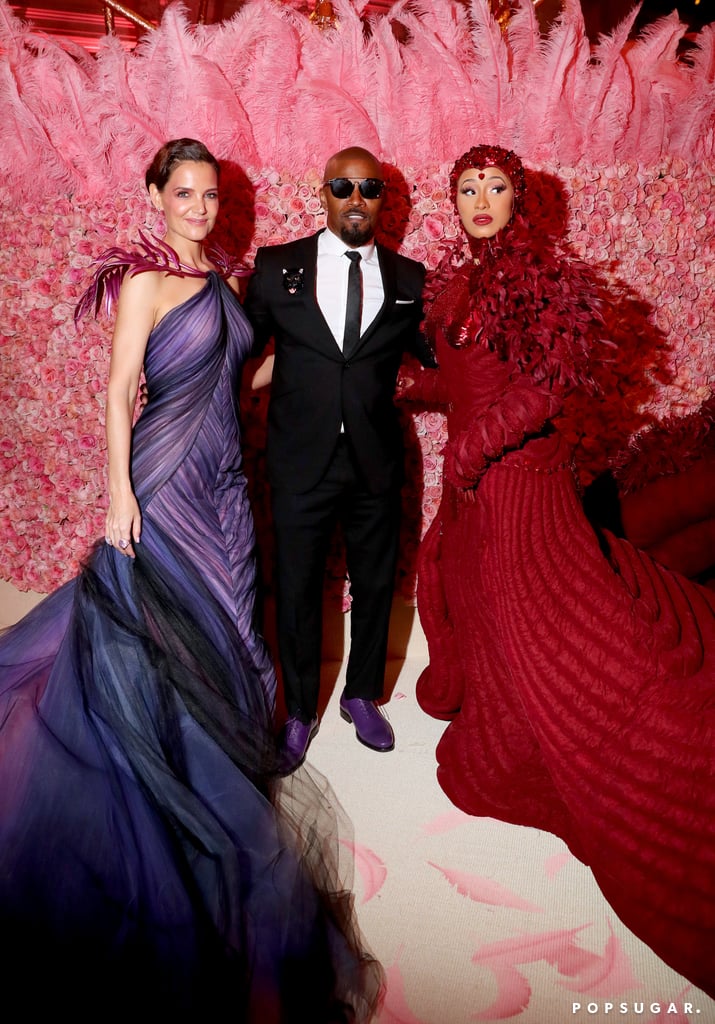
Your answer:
[416,317,715,997]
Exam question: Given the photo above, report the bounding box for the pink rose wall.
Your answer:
[0,0,713,595]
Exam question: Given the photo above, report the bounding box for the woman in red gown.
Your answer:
[415,145,715,997]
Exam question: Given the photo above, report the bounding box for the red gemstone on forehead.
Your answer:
[478,172,485,180]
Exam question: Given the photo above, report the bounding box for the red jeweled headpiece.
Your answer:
[425,144,603,391]
[449,145,526,208]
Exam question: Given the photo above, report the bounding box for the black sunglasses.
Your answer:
[323,177,385,200]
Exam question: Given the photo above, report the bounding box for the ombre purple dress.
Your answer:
[0,261,381,1021]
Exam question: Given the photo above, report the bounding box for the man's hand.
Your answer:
[251,354,274,390]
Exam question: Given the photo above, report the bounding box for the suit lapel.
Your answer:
[295,231,345,355]
[290,236,402,361]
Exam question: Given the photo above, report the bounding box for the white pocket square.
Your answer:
[395,298,415,304]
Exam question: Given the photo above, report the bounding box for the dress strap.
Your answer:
[74,232,246,324]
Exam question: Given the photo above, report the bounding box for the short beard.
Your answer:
[340,221,373,247]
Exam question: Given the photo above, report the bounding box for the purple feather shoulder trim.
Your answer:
[74,232,246,325]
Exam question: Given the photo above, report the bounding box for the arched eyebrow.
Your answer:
[171,185,219,195]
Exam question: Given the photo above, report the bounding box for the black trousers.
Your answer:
[270,436,402,719]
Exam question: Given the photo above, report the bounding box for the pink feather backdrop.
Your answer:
[0,0,713,593]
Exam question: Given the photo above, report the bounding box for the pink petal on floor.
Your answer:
[340,839,387,903]
[470,927,596,1019]
[378,959,432,1024]
[470,925,641,1018]
[428,862,543,912]
[471,963,532,1020]
[420,809,472,836]
[544,850,571,878]
[555,923,641,995]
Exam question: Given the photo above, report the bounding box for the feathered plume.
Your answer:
[512,0,592,163]
[619,10,691,162]
[579,4,641,164]
[466,0,516,144]
[193,0,303,170]
[370,0,482,163]
[504,0,541,80]
[289,0,383,167]
[671,23,715,160]
[0,0,713,200]
[0,10,103,198]
[123,6,259,166]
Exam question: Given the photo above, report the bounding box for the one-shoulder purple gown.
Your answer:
[0,272,381,1021]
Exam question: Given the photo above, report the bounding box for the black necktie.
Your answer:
[343,250,362,352]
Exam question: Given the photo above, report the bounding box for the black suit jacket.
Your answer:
[244,230,435,494]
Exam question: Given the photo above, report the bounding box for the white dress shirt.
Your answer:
[316,227,384,349]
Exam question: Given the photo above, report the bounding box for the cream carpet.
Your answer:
[2,582,713,1024]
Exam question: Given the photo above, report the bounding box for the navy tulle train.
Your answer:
[0,271,381,1021]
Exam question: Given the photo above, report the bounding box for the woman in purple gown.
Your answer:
[0,139,381,1021]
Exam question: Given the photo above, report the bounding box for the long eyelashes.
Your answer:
[460,185,507,197]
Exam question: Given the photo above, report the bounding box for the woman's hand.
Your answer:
[105,491,142,558]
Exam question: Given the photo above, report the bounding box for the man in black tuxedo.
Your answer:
[244,146,436,771]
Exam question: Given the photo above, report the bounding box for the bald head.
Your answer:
[320,147,385,247]
[323,146,382,182]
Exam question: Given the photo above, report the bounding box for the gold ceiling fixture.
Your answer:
[490,0,547,30]
[309,1,338,30]
[101,0,154,36]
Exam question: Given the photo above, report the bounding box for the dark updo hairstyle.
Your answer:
[145,138,220,192]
